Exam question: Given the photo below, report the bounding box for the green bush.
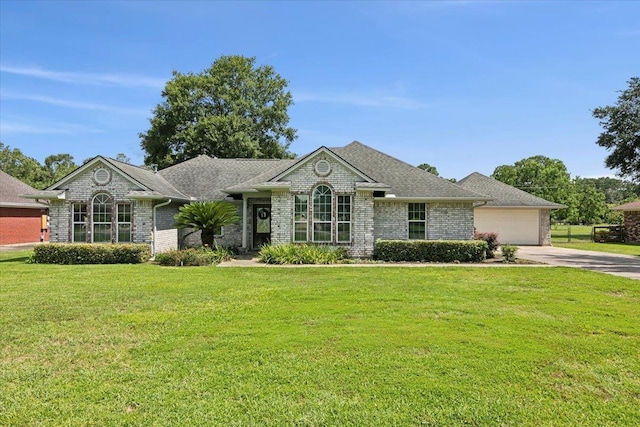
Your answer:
[259,244,349,265]
[501,245,518,263]
[474,231,500,258]
[155,247,232,266]
[374,240,488,263]
[33,243,151,264]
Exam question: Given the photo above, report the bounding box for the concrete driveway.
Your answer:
[517,246,640,280]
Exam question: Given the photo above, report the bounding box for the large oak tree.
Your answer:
[140,55,297,168]
[593,77,640,182]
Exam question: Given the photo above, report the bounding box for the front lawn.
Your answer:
[552,225,640,256]
[1,254,638,426]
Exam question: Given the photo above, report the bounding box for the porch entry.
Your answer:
[253,204,271,250]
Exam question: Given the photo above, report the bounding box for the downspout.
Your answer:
[152,199,172,257]
[242,195,248,251]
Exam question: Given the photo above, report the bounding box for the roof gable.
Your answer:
[271,146,375,183]
[458,172,566,208]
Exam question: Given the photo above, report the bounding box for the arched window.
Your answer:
[92,193,113,242]
[312,185,332,242]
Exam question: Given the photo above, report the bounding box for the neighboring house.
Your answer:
[458,172,566,246]
[0,170,48,245]
[25,141,494,257]
[611,200,640,242]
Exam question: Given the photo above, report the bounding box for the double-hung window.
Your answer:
[312,185,332,242]
[117,203,132,242]
[337,195,351,242]
[293,195,308,242]
[408,203,426,239]
[72,203,87,242]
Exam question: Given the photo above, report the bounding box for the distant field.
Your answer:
[1,251,639,426]
[551,224,594,243]
[551,225,640,256]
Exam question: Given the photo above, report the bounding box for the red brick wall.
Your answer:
[0,207,49,245]
[623,211,640,243]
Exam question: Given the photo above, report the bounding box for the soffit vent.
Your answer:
[94,168,111,185]
[315,159,331,177]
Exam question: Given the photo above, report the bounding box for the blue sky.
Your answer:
[1,1,638,180]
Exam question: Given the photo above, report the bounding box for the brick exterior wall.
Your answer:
[427,202,474,240]
[374,201,407,240]
[624,211,640,242]
[352,190,375,257]
[271,190,293,245]
[0,207,48,244]
[539,209,551,246]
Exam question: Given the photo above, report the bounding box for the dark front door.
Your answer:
[253,204,271,249]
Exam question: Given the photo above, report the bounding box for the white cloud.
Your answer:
[0,120,103,135]
[2,93,150,116]
[295,91,426,109]
[0,65,166,89]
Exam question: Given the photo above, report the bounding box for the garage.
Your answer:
[458,172,566,246]
[474,208,540,245]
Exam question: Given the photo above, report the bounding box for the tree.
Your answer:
[115,153,132,164]
[593,77,640,182]
[492,155,574,221]
[571,178,608,225]
[0,142,46,189]
[42,154,77,185]
[140,55,297,168]
[417,163,439,176]
[174,201,240,247]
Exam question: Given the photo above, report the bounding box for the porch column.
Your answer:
[242,195,248,249]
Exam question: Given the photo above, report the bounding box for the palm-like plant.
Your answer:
[174,201,240,248]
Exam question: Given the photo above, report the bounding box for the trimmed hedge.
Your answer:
[155,247,232,266]
[259,244,349,265]
[33,243,151,264]
[374,240,488,263]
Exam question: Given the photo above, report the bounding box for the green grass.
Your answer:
[1,252,639,426]
[552,225,640,256]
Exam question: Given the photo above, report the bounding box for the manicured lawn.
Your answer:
[1,253,639,426]
[551,225,640,256]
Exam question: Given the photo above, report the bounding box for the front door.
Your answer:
[253,204,271,249]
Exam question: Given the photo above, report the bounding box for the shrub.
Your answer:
[155,246,232,266]
[33,243,151,264]
[374,240,487,263]
[501,245,518,263]
[474,231,500,258]
[259,244,349,265]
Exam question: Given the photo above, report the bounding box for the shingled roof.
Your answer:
[0,170,47,208]
[612,200,640,211]
[159,155,295,200]
[331,141,490,200]
[458,172,566,208]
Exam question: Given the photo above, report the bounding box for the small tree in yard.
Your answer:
[174,201,240,248]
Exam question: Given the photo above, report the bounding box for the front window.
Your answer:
[117,203,132,242]
[92,193,112,242]
[337,195,351,243]
[312,185,332,242]
[293,195,308,242]
[408,203,426,239]
[72,203,87,242]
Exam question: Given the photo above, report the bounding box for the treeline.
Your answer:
[0,143,130,190]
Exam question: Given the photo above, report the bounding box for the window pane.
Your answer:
[294,223,307,242]
[313,223,331,242]
[93,224,111,243]
[337,223,351,242]
[73,224,86,243]
[337,196,351,221]
[118,204,131,222]
[409,222,425,240]
[408,203,425,221]
[118,224,131,243]
[313,186,332,221]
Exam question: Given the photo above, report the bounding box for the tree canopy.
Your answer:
[0,143,78,189]
[593,77,640,182]
[140,55,297,168]
[417,163,439,176]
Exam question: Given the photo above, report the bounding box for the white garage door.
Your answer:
[474,208,540,245]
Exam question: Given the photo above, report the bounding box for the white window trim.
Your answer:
[116,203,132,243]
[336,195,352,243]
[408,203,427,240]
[312,185,332,243]
[92,193,113,243]
[72,203,87,243]
[293,195,308,242]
